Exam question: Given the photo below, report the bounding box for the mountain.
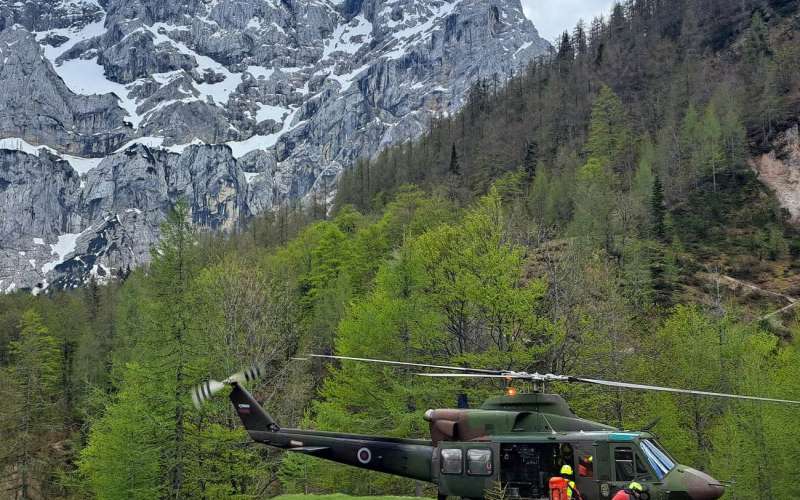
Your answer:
[4,2,800,499]
[0,0,550,292]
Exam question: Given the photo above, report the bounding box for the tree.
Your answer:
[700,103,724,193]
[650,175,666,241]
[741,11,770,75]
[1,310,61,499]
[78,364,166,500]
[297,190,556,492]
[585,85,632,180]
[573,20,588,57]
[557,31,575,64]
[629,137,656,237]
[569,158,615,253]
[679,104,702,191]
[448,143,461,176]
[523,140,539,181]
[150,200,200,498]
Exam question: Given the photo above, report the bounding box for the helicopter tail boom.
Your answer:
[229,382,434,482]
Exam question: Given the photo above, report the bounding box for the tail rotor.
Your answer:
[191,364,266,410]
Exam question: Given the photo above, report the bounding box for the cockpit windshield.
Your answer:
[640,439,676,480]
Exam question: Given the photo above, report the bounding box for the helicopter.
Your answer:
[192,354,800,500]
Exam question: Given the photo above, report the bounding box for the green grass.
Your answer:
[275,495,425,500]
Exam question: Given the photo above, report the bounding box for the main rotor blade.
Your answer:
[416,373,519,379]
[572,377,800,405]
[417,372,571,381]
[309,354,504,374]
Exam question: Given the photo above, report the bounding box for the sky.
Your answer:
[520,0,617,43]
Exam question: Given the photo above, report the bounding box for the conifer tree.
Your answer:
[586,85,632,179]
[650,175,666,241]
[1,310,61,499]
[449,143,461,176]
[569,158,615,254]
[148,200,199,498]
[78,363,166,500]
[573,20,588,57]
[523,141,538,181]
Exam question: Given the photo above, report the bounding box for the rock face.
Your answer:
[0,27,132,156]
[751,124,800,225]
[0,0,550,291]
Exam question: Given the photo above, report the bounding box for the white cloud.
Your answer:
[521,0,617,43]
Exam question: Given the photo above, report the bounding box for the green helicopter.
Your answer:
[193,355,800,500]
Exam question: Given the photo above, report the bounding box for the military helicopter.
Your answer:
[193,354,800,500]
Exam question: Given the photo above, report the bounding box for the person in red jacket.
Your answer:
[549,465,583,500]
[612,482,645,500]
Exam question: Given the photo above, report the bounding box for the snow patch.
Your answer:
[513,41,532,58]
[61,154,104,174]
[255,103,289,123]
[226,105,304,158]
[0,138,104,174]
[54,55,144,127]
[322,14,373,59]
[0,137,57,156]
[41,232,83,274]
[114,136,166,152]
[36,16,107,64]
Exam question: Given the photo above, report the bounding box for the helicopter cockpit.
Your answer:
[492,434,711,500]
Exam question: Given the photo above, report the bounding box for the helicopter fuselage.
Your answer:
[230,387,724,500]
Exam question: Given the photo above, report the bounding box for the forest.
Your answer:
[2,0,800,498]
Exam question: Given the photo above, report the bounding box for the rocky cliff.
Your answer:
[751,124,800,226]
[0,0,549,291]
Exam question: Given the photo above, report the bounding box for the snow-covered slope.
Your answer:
[0,0,550,291]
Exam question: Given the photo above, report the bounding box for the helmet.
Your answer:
[629,482,644,492]
[560,465,574,476]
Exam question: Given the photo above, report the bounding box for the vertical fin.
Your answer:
[228,382,280,433]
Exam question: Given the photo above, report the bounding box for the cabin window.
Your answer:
[614,447,635,481]
[467,449,493,476]
[614,447,652,482]
[441,448,463,474]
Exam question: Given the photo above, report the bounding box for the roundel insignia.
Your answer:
[357,447,372,464]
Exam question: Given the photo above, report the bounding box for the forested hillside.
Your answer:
[2,0,800,498]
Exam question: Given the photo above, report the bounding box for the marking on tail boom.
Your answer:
[357,447,372,464]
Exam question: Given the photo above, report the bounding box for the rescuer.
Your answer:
[611,481,645,500]
[549,465,583,500]
[578,455,593,477]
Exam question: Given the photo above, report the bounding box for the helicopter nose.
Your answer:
[683,467,725,500]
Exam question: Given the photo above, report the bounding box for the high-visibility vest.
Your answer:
[549,477,569,500]
[567,480,578,499]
